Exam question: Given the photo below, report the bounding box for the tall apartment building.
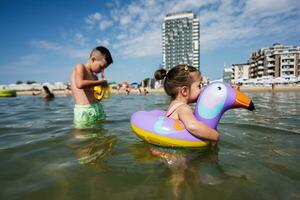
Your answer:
[162,12,200,71]
[232,43,300,80]
[232,63,250,80]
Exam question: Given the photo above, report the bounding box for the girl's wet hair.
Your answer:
[154,64,201,99]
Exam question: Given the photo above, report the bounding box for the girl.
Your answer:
[154,64,219,142]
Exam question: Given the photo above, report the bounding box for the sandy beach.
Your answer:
[15,88,166,96]
[16,90,72,96]
[239,84,300,92]
[14,84,300,96]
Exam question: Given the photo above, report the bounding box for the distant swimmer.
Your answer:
[42,86,55,100]
[32,85,55,100]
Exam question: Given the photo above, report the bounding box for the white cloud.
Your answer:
[108,0,219,57]
[243,0,299,17]
[199,0,300,51]
[0,54,41,72]
[74,33,88,46]
[103,0,300,57]
[170,0,219,13]
[99,20,113,30]
[17,54,40,65]
[30,40,89,59]
[106,0,121,8]
[85,12,102,25]
[30,40,61,51]
[120,15,132,26]
[96,39,110,46]
[84,12,113,31]
[113,27,161,57]
[116,34,126,40]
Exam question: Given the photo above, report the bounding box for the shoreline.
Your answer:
[13,85,300,96]
[15,88,166,96]
[239,85,300,92]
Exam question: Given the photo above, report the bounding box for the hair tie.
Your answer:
[184,65,188,71]
[163,70,167,79]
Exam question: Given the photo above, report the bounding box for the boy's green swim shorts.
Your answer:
[74,102,106,128]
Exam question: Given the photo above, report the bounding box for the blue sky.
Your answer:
[0,0,299,84]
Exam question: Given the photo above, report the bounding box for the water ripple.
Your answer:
[0,92,300,199]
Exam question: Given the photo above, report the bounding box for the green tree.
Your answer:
[26,81,37,84]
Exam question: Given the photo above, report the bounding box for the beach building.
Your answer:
[231,63,250,81]
[223,67,233,83]
[232,43,300,83]
[162,12,200,71]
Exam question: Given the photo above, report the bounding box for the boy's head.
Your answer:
[89,46,113,72]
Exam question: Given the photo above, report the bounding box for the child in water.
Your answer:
[154,64,219,142]
[70,46,113,127]
[32,85,55,100]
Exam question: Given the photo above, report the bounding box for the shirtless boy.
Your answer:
[70,46,113,127]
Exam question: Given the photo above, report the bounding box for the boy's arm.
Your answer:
[177,106,219,141]
[74,64,108,89]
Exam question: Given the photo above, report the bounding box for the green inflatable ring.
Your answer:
[0,90,17,97]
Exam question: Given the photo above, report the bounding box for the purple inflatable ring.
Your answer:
[130,82,254,148]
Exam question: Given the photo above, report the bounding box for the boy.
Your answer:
[70,46,113,127]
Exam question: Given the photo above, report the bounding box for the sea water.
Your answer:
[0,92,300,200]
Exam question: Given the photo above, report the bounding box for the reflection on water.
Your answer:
[68,127,117,165]
[0,92,300,200]
[131,144,248,199]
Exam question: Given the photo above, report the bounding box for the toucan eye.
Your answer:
[217,86,221,90]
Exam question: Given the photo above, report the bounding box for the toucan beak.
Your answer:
[233,90,255,111]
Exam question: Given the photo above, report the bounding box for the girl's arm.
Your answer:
[177,105,219,141]
[74,64,108,89]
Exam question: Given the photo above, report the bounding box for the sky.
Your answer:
[0,0,300,84]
